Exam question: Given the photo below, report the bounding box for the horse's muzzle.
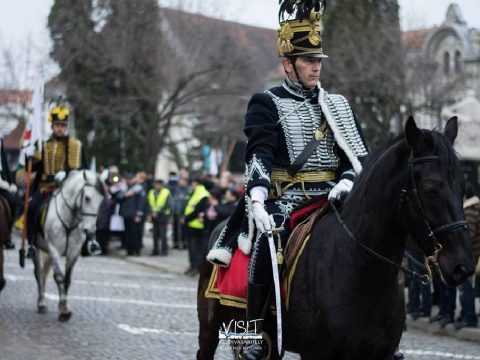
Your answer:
[440,260,475,287]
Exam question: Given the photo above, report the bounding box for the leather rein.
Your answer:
[331,153,469,283]
[53,172,102,237]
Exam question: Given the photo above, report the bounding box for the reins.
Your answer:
[329,200,430,284]
[52,171,103,252]
[331,153,469,284]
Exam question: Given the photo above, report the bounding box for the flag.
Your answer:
[18,76,44,166]
[90,156,97,172]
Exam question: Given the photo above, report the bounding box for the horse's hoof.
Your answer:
[58,312,72,322]
[37,305,48,314]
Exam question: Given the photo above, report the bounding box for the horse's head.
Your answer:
[401,116,475,286]
[65,170,106,238]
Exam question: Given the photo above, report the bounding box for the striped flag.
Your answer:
[18,77,44,166]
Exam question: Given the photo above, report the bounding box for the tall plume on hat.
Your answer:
[278,0,327,21]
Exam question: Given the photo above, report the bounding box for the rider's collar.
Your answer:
[283,77,319,100]
[52,134,68,140]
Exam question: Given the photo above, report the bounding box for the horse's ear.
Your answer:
[444,116,458,145]
[405,116,423,150]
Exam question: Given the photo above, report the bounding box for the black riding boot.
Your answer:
[26,222,37,259]
[242,282,271,360]
[4,236,15,249]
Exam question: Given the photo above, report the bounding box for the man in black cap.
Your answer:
[207,1,370,358]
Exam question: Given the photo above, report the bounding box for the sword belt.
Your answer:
[269,170,336,199]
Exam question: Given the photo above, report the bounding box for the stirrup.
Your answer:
[86,240,102,255]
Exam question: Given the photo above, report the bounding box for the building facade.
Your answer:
[404,3,480,186]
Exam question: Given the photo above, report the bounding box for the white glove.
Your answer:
[328,179,353,201]
[54,171,67,182]
[251,201,275,234]
[0,178,9,191]
[8,183,17,194]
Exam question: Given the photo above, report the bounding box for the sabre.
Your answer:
[266,230,282,355]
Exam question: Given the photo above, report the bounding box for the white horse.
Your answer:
[34,170,106,321]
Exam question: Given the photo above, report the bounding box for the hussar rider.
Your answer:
[206,1,371,359]
[17,104,100,258]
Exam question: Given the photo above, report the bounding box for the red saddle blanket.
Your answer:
[205,197,328,309]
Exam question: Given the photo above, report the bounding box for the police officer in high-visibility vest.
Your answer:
[148,179,171,256]
[183,178,210,276]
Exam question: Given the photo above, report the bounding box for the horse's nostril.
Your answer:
[453,265,468,278]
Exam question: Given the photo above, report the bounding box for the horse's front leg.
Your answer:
[33,248,51,313]
[47,242,71,321]
[0,244,5,293]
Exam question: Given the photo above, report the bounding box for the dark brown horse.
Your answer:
[0,195,12,294]
[197,117,475,360]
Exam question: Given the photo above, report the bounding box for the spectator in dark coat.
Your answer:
[462,183,480,319]
[206,188,239,233]
[120,174,147,256]
[96,197,114,255]
[171,175,190,249]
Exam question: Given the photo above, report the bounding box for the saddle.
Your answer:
[205,197,329,310]
[38,201,50,231]
[32,192,54,235]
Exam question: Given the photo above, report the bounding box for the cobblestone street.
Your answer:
[1,241,479,359]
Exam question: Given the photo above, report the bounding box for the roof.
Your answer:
[3,120,25,151]
[0,90,33,105]
[159,8,279,78]
[401,28,431,50]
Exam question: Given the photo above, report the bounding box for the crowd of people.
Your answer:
[96,166,242,276]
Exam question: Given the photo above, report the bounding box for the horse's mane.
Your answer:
[352,134,406,190]
[63,170,107,197]
[347,128,461,213]
[354,128,460,187]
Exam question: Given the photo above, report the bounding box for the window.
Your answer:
[454,50,462,74]
[443,52,450,75]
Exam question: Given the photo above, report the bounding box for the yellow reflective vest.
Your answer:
[184,184,210,229]
[148,188,171,215]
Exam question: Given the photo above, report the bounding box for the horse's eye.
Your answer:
[85,196,91,203]
[423,181,440,193]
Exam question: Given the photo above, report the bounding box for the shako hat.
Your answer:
[277,0,328,58]
[48,104,70,124]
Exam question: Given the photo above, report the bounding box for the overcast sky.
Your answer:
[1,0,480,86]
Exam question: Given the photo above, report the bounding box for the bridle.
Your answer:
[54,171,104,236]
[399,154,468,256]
[331,152,469,283]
